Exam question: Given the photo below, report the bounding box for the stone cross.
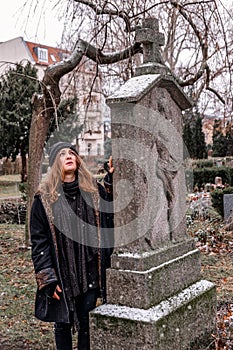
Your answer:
[135,17,165,64]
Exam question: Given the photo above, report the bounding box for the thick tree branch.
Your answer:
[43,38,142,89]
[41,38,142,114]
[85,42,142,64]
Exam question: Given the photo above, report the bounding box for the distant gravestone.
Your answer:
[224,194,233,222]
[90,17,216,350]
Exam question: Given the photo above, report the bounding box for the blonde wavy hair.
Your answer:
[39,151,98,203]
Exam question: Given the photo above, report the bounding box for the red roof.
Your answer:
[25,40,70,66]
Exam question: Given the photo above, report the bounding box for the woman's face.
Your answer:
[59,148,77,175]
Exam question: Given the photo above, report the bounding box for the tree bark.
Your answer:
[20,145,27,183]
[25,94,52,246]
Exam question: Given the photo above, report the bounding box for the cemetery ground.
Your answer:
[0,179,233,349]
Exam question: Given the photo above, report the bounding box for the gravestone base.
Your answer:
[90,280,216,350]
[106,239,203,309]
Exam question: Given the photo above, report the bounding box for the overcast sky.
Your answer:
[1,0,232,48]
[0,0,64,47]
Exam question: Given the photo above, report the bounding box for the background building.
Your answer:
[0,37,109,157]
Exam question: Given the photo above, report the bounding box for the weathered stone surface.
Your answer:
[108,89,190,251]
[111,239,195,271]
[90,280,216,350]
[107,248,201,309]
[135,17,165,66]
[223,194,233,221]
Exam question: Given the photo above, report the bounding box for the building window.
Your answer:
[87,143,92,155]
[38,48,48,62]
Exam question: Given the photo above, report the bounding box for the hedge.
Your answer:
[192,159,214,168]
[192,166,233,189]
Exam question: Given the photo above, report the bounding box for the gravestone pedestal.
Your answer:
[90,17,216,349]
[91,281,215,350]
[90,240,216,349]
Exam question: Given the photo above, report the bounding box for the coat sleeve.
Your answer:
[30,196,58,290]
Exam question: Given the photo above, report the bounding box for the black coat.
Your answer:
[30,179,114,323]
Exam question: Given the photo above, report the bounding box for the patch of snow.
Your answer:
[117,249,199,275]
[116,249,168,260]
[92,280,214,323]
[107,74,161,101]
[116,252,142,259]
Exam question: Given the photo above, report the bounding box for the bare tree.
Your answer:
[60,0,233,106]
[24,0,233,245]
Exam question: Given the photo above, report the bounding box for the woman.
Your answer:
[30,141,114,350]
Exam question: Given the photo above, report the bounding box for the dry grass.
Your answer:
[187,217,233,349]
[0,224,55,350]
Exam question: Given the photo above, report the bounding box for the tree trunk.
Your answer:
[25,95,51,246]
[21,146,27,183]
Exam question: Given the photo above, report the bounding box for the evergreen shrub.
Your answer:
[193,166,232,189]
[193,159,214,168]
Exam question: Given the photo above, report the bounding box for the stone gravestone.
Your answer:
[224,194,233,222]
[90,18,216,349]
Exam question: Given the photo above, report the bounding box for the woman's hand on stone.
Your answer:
[108,156,114,174]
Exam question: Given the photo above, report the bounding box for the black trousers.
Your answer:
[54,289,98,350]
